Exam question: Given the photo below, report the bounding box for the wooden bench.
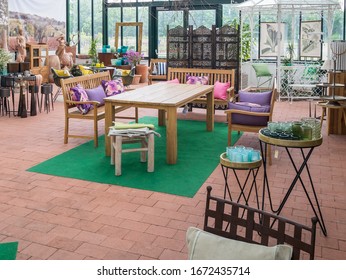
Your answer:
[60,71,138,147]
[167,67,235,110]
[148,58,167,85]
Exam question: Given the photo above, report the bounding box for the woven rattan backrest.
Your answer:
[204,186,317,260]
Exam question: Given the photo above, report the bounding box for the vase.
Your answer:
[132,74,141,85]
[135,64,148,83]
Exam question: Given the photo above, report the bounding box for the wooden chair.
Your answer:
[225,79,277,146]
[204,186,317,259]
[148,58,167,85]
[60,72,138,147]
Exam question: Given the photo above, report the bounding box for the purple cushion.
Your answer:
[238,90,272,106]
[85,85,106,106]
[186,74,209,85]
[101,78,125,96]
[228,102,270,126]
[70,84,93,114]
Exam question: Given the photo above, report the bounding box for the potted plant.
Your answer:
[0,48,12,75]
[124,50,147,83]
[88,38,99,65]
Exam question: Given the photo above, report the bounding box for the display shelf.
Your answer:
[25,43,49,82]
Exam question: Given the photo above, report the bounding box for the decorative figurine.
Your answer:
[16,26,27,62]
[56,33,73,68]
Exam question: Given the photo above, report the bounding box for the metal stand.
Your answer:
[258,132,327,236]
[220,153,261,209]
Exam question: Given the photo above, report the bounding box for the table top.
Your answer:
[220,152,262,169]
[258,129,323,148]
[104,83,214,108]
[317,101,346,108]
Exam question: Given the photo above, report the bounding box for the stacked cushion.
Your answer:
[69,78,126,114]
[228,90,273,126]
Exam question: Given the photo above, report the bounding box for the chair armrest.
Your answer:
[224,109,270,117]
[65,100,99,106]
[226,86,236,102]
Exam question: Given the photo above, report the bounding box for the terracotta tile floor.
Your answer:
[0,86,345,260]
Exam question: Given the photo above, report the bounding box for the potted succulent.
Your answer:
[0,48,12,75]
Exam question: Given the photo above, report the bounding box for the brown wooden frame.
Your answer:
[204,186,317,260]
[115,22,143,54]
[148,58,167,85]
[167,67,235,111]
[60,72,138,147]
[225,79,277,147]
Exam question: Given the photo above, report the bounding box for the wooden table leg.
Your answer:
[158,109,166,126]
[206,89,214,131]
[166,107,177,164]
[105,102,115,156]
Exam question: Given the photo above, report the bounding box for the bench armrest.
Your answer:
[224,109,270,118]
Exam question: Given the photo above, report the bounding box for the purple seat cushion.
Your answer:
[85,85,106,106]
[70,84,93,114]
[238,90,272,106]
[228,102,270,126]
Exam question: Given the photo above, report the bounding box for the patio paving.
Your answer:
[0,85,345,260]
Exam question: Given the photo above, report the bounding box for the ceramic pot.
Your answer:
[132,74,141,85]
[135,64,148,83]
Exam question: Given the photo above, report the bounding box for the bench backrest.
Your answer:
[60,71,110,109]
[167,67,235,86]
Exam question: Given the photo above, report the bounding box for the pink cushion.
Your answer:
[167,78,180,84]
[214,81,230,100]
[186,74,209,85]
[101,78,125,96]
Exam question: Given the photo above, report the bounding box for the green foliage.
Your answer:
[88,38,99,65]
[230,19,253,61]
[0,48,12,72]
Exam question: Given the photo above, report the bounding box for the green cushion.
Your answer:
[252,64,272,77]
[0,242,18,260]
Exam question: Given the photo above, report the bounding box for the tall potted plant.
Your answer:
[88,38,99,65]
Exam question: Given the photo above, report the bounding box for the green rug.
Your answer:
[28,117,242,197]
[0,242,18,260]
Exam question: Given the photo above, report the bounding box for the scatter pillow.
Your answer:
[85,85,107,106]
[186,74,209,85]
[186,227,292,260]
[252,64,272,77]
[167,78,180,84]
[54,69,71,77]
[214,81,230,100]
[238,90,272,106]
[70,84,93,114]
[101,78,125,96]
[78,65,93,75]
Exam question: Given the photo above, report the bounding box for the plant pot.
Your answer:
[135,64,148,83]
[132,74,141,85]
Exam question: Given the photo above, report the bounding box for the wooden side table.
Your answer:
[219,152,262,208]
[317,101,346,135]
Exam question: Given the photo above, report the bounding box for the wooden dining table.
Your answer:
[104,83,215,164]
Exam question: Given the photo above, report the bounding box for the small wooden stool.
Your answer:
[110,133,155,176]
